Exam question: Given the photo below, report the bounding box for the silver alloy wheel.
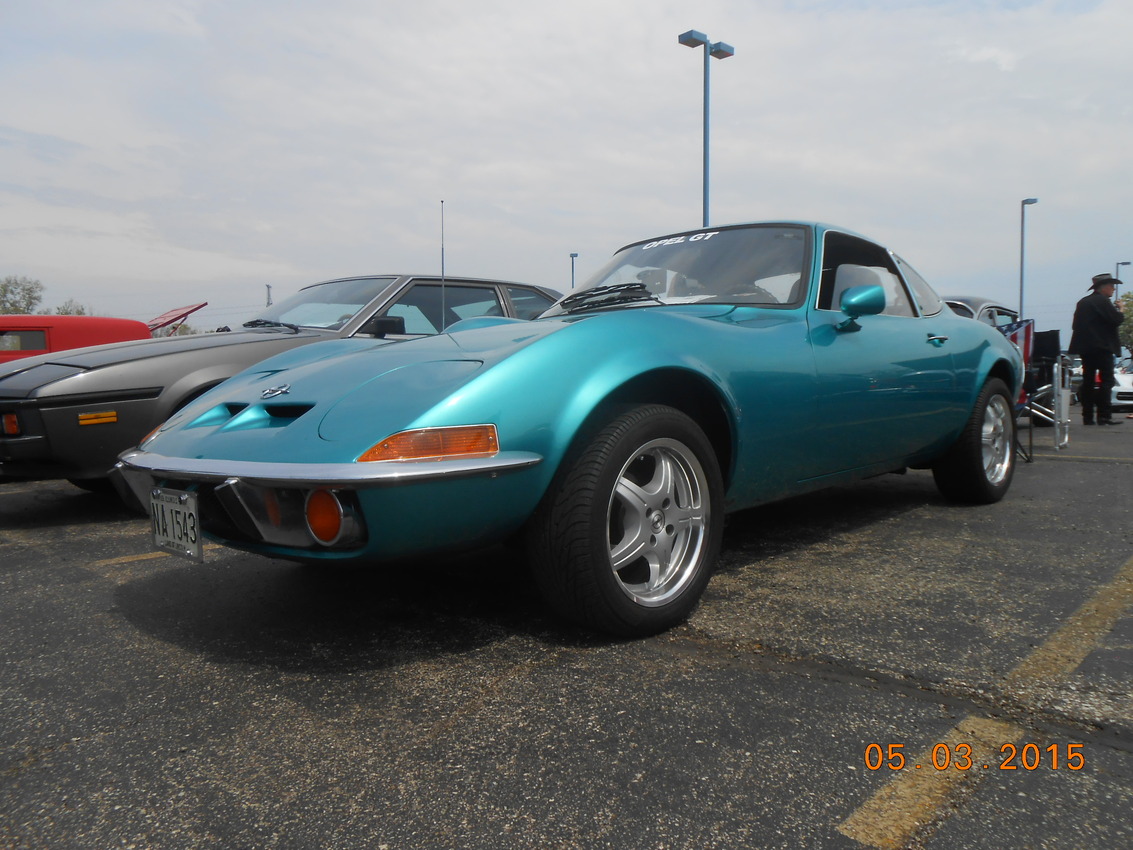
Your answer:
[982,393,1013,486]
[606,437,710,607]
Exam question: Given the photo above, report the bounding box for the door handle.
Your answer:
[927,334,949,347]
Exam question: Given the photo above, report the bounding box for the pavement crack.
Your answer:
[668,628,1133,755]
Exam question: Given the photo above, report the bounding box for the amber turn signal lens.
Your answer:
[78,410,118,426]
[1,413,18,437]
[305,489,343,544]
[138,425,162,448]
[357,424,499,462]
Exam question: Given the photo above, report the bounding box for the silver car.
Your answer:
[0,274,558,490]
[945,295,1019,327]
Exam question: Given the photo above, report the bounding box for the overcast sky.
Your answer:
[1,0,1128,341]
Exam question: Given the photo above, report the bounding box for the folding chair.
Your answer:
[1009,328,1069,462]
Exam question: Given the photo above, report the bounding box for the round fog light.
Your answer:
[305,489,344,545]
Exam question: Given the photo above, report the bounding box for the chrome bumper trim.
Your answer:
[115,448,543,490]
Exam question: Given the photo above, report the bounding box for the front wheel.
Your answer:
[67,477,115,494]
[932,378,1016,504]
[526,404,725,637]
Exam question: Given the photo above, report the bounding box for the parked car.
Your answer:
[1077,359,1133,411]
[0,314,151,363]
[0,275,558,489]
[945,296,1019,327]
[1114,364,1133,411]
[116,222,1023,636]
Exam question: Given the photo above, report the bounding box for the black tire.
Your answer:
[932,378,1016,504]
[67,477,115,494]
[526,404,725,637]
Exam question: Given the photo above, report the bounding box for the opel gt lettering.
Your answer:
[115,222,1023,637]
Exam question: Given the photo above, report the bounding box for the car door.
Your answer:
[805,231,958,476]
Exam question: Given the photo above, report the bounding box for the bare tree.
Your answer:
[53,297,92,316]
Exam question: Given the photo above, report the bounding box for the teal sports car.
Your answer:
[116,222,1023,636]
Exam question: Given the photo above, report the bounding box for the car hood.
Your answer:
[0,328,330,397]
[27,328,325,371]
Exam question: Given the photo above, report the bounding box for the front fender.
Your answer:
[408,312,745,498]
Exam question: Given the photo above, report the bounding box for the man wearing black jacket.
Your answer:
[1069,273,1126,425]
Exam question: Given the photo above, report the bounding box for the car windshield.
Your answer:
[247,276,397,330]
[544,225,810,316]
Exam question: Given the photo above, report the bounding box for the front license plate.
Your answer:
[150,487,203,562]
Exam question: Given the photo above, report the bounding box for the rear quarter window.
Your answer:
[0,330,47,351]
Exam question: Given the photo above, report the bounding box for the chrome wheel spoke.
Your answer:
[607,440,710,606]
[980,396,1012,483]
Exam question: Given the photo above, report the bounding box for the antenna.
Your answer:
[440,199,447,331]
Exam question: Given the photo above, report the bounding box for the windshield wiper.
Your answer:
[557,282,661,315]
[242,318,301,334]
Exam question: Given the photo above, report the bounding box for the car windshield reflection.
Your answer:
[249,276,398,330]
[545,225,810,315]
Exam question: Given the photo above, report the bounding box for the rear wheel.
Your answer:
[526,404,724,636]
[932,378,1015,503]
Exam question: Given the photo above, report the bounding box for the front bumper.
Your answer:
[113,448,544,557]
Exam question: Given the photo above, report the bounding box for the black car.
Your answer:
[0,274,558,489]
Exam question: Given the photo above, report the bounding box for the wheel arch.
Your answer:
[571,367,737,490]
[154,367,243,422]
[986,357,1021,400]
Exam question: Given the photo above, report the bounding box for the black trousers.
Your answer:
[1079,350,1117,421]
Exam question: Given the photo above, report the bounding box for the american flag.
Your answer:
[997,319,1034,366]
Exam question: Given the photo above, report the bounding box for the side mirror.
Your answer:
[837,284,886,332]
[358,314,406,338]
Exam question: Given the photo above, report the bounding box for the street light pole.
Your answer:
[1115,260,1130,302]
[1019,198,1038,317]
[678,30,734,228]
[570,253,579,289]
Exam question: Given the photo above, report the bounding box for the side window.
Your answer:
[817,231,915,317]
[506,286,555,319]
[894,255,944,316]
[987,308,1018,327]
[384,284,504,334]
[0,330,47,352]
[947,301,975,319]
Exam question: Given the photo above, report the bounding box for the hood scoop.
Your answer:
[186,401,315,432]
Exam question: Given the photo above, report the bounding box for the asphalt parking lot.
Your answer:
[2,420,1131,849]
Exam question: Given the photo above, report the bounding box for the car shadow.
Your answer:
[716,471,944,573]
[113,542,603,674]
[0,480,138,530]
[112,472,947,672]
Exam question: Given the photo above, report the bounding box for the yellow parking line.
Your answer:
[838,554,1133,849]
[1039,454,1133,463]
[91,544,224,568]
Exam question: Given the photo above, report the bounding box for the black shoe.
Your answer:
[1082,419,1096,425]
[1098,419,1123,426]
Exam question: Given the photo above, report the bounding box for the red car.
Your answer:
[0,315,152,363]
